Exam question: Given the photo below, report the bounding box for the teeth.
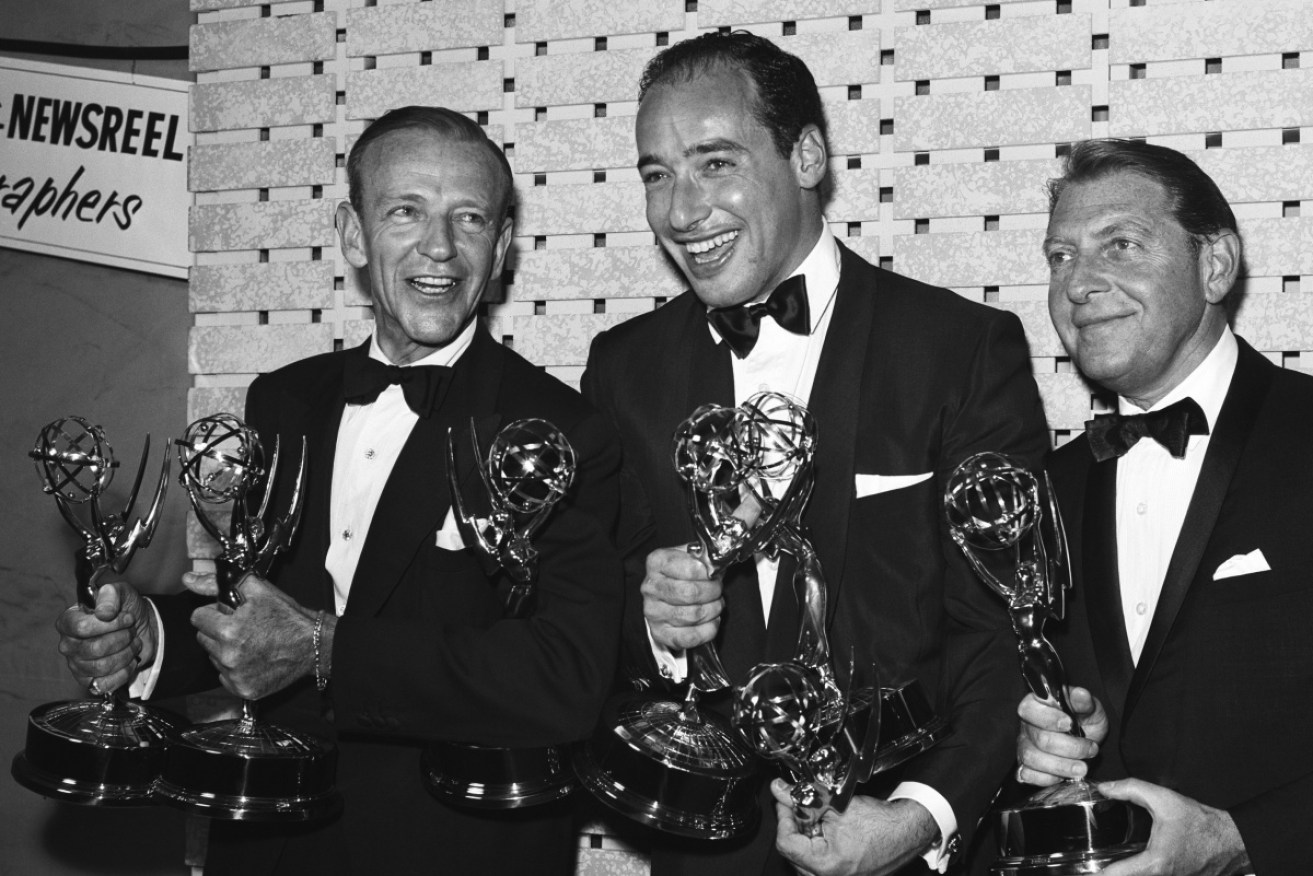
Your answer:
[410,277,457,292]
[686,230,738,255]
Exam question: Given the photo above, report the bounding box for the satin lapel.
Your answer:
[683,297,735,413]
[1082,453,1135,713]
[344,328,505,618]
[1124,341,1274,717]
[275,345,354,609]
[799,244,869,630]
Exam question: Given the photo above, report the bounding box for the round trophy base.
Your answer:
[992,780,1150,875]
[10,698,181,806]
[870,681,950,775]
[573,696,760,840]
[154,717,340,822]
[422,741,575,809]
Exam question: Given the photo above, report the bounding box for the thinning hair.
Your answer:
[1049,139,1237,243]
[346,105,514,220]
[638,30,828,159]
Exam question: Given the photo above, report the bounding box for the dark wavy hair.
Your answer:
[346,105,514,220]
[1049,139,1237,245]
[638,31,828,160]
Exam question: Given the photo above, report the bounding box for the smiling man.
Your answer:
[54,106,623,874]
[1017,139,1313,875]
[582,32,1048,876]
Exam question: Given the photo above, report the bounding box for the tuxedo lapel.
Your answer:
[344,328,505,618]
[271,345,354,609]
[1082,453,1135,714]
[1124,341,1274,716]
[684,299,735,412]
[798,243,870,629]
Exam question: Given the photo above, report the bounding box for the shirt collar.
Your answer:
[369,318,477,369]
[705,219,840,344]
[1119,325,1237,432]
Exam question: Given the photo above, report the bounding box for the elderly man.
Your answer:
[582,31,1048,876]
[55,105,623,874]
[1017,138,1313,875]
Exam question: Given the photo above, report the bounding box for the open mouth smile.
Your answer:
[685,230,738,266]
[408,276,459,294]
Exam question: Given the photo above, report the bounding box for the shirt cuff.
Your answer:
[889,781,958,872]
[126,597,165,700]
[645,618,687,683]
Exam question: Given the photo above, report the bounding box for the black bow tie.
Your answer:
[343,356,452,417]
[706,274,810,359]
[1086,397,1209,462]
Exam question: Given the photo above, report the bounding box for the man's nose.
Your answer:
[1061,253,1110,303]
[417,218,455,261]
[667,173,710,233]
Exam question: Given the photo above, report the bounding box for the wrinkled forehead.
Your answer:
[358,126,512,216]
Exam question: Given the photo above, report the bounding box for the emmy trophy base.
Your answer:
[422,741,575,809]
[573,696,760,840]
[11,698,181,806]
[870,681,950,775]
[153,718,340,822]
[991,781,1150,875]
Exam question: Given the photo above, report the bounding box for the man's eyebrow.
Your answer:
[636,138,748,170]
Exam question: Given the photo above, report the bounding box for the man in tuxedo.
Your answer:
[1016,139,1313,874]
[55,105,623,874]
[582,32,1048,876]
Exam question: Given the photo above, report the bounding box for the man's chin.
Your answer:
[685,274,757,309]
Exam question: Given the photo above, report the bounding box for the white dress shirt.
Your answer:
[653,223,958,868]
[1115,327,1237,664]
[132,320,478,697]
[325,321,476,615]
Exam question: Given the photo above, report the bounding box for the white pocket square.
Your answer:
[1213,549,1270,580]
[854,472,933,498]
[435,507,482,550]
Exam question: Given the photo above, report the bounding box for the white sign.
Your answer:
[0,58,190,279]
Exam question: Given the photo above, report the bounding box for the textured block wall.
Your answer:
[187,0,1311,868]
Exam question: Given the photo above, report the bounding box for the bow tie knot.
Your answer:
[1086,396,1209,462]
[707,274,810,359]
[343,355,452,417]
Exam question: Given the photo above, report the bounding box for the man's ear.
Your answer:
[336,202,369,270]
[792,124,828,191]
[1200,229,1241,305]
[492,215,514,277]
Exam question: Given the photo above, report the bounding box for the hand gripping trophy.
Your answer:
[12,416,178,805]
[574,391,812,839]
[422,418,578,808]
[152,413,340,822]
[944,452,1150,875]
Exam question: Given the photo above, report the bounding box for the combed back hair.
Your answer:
[346,105,514,220]
[1049,139,1238,243]
[638,30,828,160]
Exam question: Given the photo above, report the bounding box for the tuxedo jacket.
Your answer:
[581,243,1049,873]
[1046,338,1313,875]
[153,327,623,875]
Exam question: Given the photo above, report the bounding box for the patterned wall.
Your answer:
[186,0,1311,870]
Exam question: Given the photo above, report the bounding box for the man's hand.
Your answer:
[1017,686,1108,786]
[1097,779,1249,876]
[55,576,156,694]
[641,546,722,651]
[771,780,938,876]
[184,571,319,700]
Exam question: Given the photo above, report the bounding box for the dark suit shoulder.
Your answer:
[587,290,702,364]
[487,337,599,428]
[841,245,1020,337]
